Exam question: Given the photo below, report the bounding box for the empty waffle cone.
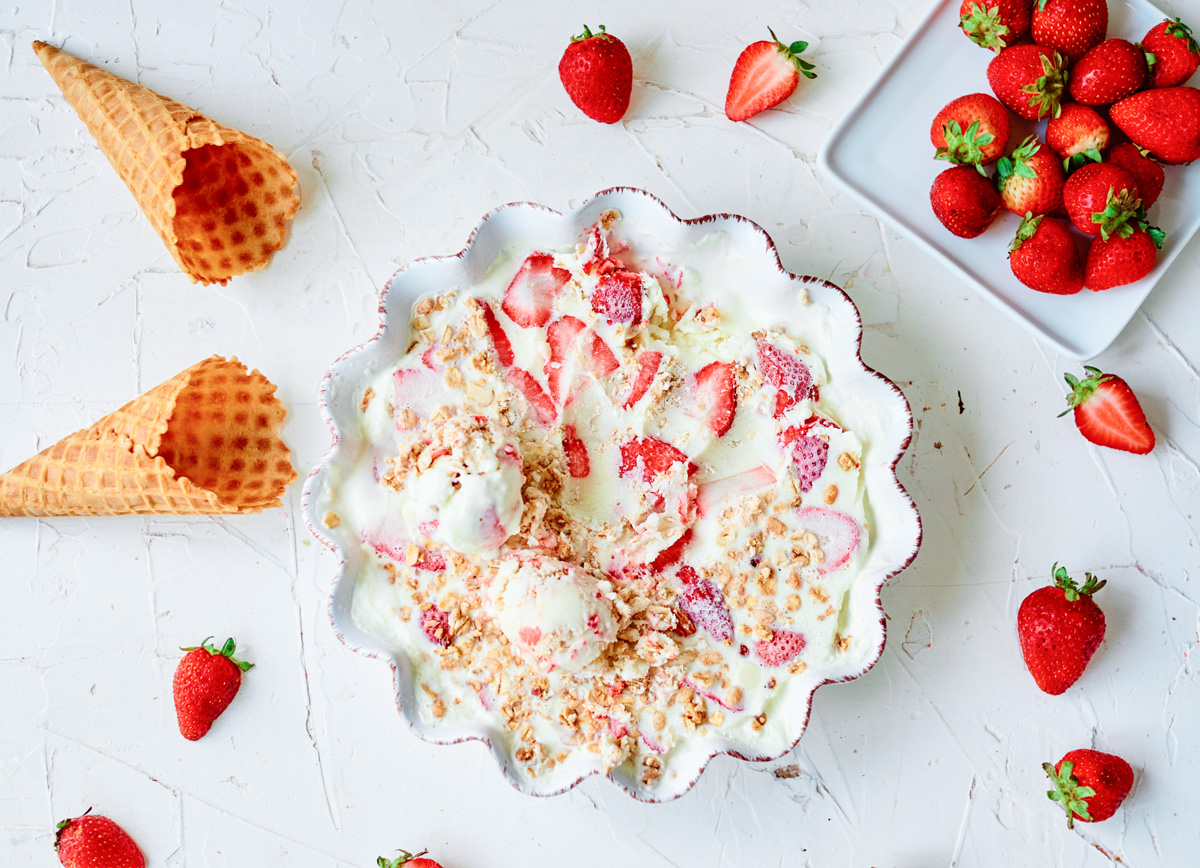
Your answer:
[0,356,297,516]
[32,40,299,285]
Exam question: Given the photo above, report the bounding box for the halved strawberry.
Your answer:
[755,629,806,666]
[591,270,645,324]
[756,340,813,417]
[725,28,817,122]
[478,300,514,367]
[506,367,557,425]
[692,361,737,437]
[1060,366,1155,454]
[563,425,590,478]
[623,350,662,408]
[619,437,691,483]
[501,252,571,328]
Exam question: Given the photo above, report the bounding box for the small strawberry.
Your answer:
[1009,213,1084,294]
[725,28,817,122]
[563,425,590,477]
[501,253,571,328]
[996,136,1066,215]
[1110,86,1200,164]
[1068,39,1148,105]
[789,434,830,493]
[676,570,734,642]
[591,269,645,324]
[377,849,444,868]
[930,164,1003,238]
[558,25,632,124]
[1084,219,1165,290]
[1060,366,1155,453]
[623,349,662,408]
[959,0,1032,53]
[692,361,737,437]
[755,340,814,416]
[1045,750,1134,828]
[931,93,1011,167]
[987,44,1068,120]
[1032,0,1107,64]
[56,811,145,868]
[1142,18,1200,88]
[618,437,691,483]
[755,628,807,666]
[1061,162,1139,236]
[1045,103,1109,171]
[1106,142,1164,207]
[173,637,252,741]
[1017,563,1106,694]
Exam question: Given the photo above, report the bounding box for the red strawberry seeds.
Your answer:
[558,25,632,124]
[1045,749,1134,828]
[56,811,145,868]
[1017,563,1106,694]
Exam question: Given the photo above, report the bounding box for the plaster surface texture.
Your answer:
[1,1,1198,866]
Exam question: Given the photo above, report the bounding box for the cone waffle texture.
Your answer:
[0,357,297,516]
[33,40,300,285]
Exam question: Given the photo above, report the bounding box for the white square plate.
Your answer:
[818,0,1200,359]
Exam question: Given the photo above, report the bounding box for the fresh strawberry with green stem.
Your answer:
[1110,86,1200,164]
[1032,0,1107,64]
[558,25,632,124]
[930,164,1002,238]
[377,848,444,868]
[1046,103,1109,170]
[1084,219,1165,290]
[1045,750,1134,828]
[996,136,1066,215]
[1106,142,1164,207]
[1069,38,1148,105]
[1009,213,1084,294]
[1017,563,1106,694]
[173,637,253,740]
[931,93,1011,167]
[725,28,816,122]
[1142,18,1200,88]
[959,0,1032,53]
[987,44,1068,120]
[56,811,145,868]
[1061,162,1139,236]
[1060,366,1155,453]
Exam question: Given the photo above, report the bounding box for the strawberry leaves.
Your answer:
[767,28,817,80]
[1044,760,1097,828]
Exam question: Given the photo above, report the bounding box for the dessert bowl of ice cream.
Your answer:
[302,188,921,801]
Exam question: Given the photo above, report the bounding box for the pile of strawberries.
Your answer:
[930,0,1200,294]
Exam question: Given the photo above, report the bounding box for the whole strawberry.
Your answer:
[1032,0,1107,64]
[931,164,1002,237]
[931,93,1011,167]
[1045,750,1134,828]
[725,28,817,121]
[1110,86,1200,164]
[960,0,1032,53]
[1061,162,1139,236]
[1085,220,1165,290]
[173,637,253,740]
[1069,38,1148,105]
[996,136,1065,215]
[377,849,443,868]
[1017,563,1105,694]
[1009,213,1084,294]
[1142,18,1200,88]
[558,25,632,124]
[1106,142,1164,207]
[987,44,1068,120]
[56,811,145,868]
[1046,103,1108,171]
[1060,366,1155,453]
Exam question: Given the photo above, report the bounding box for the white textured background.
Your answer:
[2,1,1199,865]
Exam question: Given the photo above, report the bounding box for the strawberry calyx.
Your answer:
[1044,760,1096,829]
[996,136,1041,186]
[54,807,93,850]
[1090,189,1143,242]
[1019,51,1067,119]
[1059,365,1111,416]
[1165,18,1200,56]
[570,24,611,44]
[1009,211,1043,253]
[1050,562,1106,602]
[180,637,254,672]
[936,119,996,170]
[1063,148,1103,173]
[378,849,430,868]
[767,27,817,79]
[960,2,1011,54]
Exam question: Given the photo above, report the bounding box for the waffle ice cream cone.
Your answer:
[0,357,297,516]
[32,40,300,286]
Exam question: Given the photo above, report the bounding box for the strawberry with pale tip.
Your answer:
[987,43,1068,120]
[55,811,145,868]
[1017,563,1106,694]
[1045,750,1134,828]
[1060,366,1155,453]
[995,136,1065,215]
[173,636,253,740]
[725,28,817,122]
[558,25,632,124]
[1141,18,1200,88]
[931,92,1011,168]
[1045,103,1109,171]
[959,0,1032,53]
[1008,213,1084,294]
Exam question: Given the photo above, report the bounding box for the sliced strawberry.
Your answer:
[725,29,817,122]
[545,315,619,403]
[563,425,590,477]
[1061,366,1155,454]
[756,340,813,416]
[478,300,514,367]
[581,222,609,272]
[676,572,734,642]
[618,437,691,483]
[591,269,645,324]
[696,465,777,516]
[755,629,806,666]
[692,361,737,437]
[796,506,861,575]
[421,606,452,647]
[501,252,571,328]
[649,529,692,572]
[623,350,663,408]
[790,435,829,493]
[506,367,557,425]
